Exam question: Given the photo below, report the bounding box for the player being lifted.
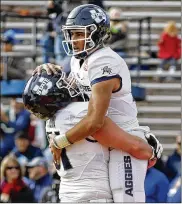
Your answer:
[31,4,163,203]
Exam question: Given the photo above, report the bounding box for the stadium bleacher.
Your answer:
[1,0,181,155]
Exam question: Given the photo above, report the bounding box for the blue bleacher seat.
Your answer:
[132,85,146,101]
[1,80,27,96]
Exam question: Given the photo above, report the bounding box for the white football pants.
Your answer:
[109,127,149,202]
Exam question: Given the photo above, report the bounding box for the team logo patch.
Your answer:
[102,66,112,75]
[33,77,52,95]
[90,8,106,23]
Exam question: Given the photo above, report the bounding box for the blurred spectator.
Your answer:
[47,0,66,63]
[165,135,181,181]
[167,175,181,203]
[41,20,55,63]
[30,114,47,150]
[0,98,31,158]
[153,157,166,175]
[145,167,169,203]
[26,157,53,202]
[11,131,44,166]
[0,127,13,161]
[40,179,60,203]
[46,0,71,74]
[106,8,128,56]
[0,155,34,203]
[0,30,27,80]
[43,147,56,175]
[156,21,181,81]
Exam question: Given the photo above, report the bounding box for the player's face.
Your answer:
[70,30,89,53]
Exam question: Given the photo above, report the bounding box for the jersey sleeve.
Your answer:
[88,55,121,86]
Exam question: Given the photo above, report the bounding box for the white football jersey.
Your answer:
[46,102,112,202]
[71,46,139,130]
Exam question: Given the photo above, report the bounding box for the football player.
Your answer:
[24,70,158,202]
[23,71,113,202]
[32,4,163,202]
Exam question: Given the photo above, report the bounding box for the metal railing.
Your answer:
[111,16,152,84]
[1,12,50,80]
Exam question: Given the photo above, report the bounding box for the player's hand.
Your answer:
[145,132,163,160]
[32,63,63,76]
[49,134,62,167]
[147,158,157,169]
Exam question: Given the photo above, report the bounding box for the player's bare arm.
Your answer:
[52,77,152,160]
[65,78,118,142]
[30,64,162,162]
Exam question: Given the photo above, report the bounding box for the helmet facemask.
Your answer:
[56,71,87,101]
[62,24,97,59]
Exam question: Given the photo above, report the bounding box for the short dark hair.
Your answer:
[15,131,29,140]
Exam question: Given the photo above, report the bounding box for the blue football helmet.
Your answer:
[23,70,86,120]
[62,4,110,59]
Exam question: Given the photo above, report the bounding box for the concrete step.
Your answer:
[132,78,181,85]
[149,131,179,149]
[152,130,180,137]
[121,11,180,19]
[137,100,181,108]
[138,106,181,113]
[116,7,179,13]
[162,143,176,150]
[130,70,181,77]
[2,22,181,31]
[146,95,181,102]
[132,82,181,90]
[141,125,180,132]
[138,118,181,125]
[157,138,177,147]
[104,1,180,8]
[133,83,181,97]
[146,89,181,96]
[2,0,180,8]
[138,121,180,132]
[4,33,180,42]
[137,107,181,119]
[1,0,47,6]
[129,58,181,66]
[142,95,181,107]
[10,44,160,52]
[138,113,181,119]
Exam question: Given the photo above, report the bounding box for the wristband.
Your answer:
[53,134,72,149]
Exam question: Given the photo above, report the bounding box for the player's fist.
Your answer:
[32,63,63,76]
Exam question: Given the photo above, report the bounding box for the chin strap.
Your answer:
[76,44,104,59]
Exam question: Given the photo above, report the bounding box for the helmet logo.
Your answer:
[33,77,52,95]
[90,9,106,23]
